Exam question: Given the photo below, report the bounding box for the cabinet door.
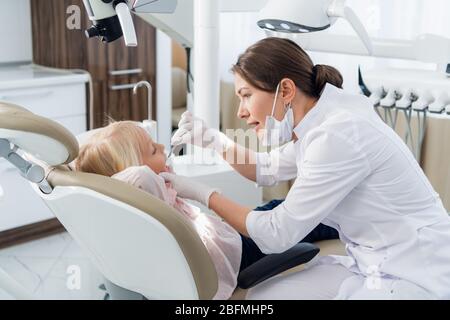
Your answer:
[0,84,86,130]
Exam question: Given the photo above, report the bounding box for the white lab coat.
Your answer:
[246,83,450,299]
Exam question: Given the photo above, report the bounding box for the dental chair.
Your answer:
[0,102,344,300]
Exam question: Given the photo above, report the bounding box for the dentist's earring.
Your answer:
[284,101,292,111]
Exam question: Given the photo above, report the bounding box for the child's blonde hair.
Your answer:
[76,121,149,177]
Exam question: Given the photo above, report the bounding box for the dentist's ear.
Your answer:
[280,78,297,103]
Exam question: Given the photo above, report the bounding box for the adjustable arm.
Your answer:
[0,139,52,194]
[237,243,320,289]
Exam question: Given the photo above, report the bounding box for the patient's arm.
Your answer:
[112,166,168,201]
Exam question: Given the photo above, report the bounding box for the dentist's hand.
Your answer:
[160,172,221,208]
[171,111,233,153]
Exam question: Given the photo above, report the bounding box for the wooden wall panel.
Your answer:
[31,0,88,69]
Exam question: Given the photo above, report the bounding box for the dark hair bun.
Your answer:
[313,64,343,96]
[232,37,344,98]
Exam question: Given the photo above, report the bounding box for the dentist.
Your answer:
[162,37,450,299]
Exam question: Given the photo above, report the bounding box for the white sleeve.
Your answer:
[247,130,371,254]
[255,141,298,187]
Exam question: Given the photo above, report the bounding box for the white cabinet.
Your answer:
[0,83,87,136]
[0,70,88,232]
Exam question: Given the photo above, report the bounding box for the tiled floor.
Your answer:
[0,232,250,300]
[0,232,105,300]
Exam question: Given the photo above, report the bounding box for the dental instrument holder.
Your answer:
[395,91,417,155]
[361,68,450,164]
[429,93,450,114]
[412,94,432,161]
[0,139,52,194]
[368,86,385,118]
[380,89,400,129]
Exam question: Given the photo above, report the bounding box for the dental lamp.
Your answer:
[258,0,373,55]
[82,0,137,46]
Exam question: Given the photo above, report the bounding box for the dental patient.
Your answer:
[75,121,242,299]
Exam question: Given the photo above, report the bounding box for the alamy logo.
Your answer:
[66,265,81,290]
[183,122,281,177]
[66,5,81,30]
[365,265,382,290]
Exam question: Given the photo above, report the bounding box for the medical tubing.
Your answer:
[373,102,382,118]
[403,107,416,156]
[392,108,399,129]
[416,110,427,162]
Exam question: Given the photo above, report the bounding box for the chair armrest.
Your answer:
[237,243,320,289]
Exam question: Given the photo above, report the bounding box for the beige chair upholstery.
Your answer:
[0,102,79,165]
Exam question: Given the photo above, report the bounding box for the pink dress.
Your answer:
[112,165,242,299]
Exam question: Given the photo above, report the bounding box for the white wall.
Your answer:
[219,12,265,83]
[0,0,32,64]
[218,0,449,94]
[157,30,173,150]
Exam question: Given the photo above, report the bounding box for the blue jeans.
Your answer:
[239,199,339,272]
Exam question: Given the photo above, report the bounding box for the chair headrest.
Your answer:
[0,102,79,165]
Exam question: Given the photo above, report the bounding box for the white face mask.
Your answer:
[261,82,294,147]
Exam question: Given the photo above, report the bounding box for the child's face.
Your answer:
[139,130,168,174]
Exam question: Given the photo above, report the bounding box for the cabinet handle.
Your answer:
[109,83,139,91]
[0,90,53,100]
[109,68,142,76]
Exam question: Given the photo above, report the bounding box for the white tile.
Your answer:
[0,233,107,300]
[0,288,15,300]
[47,257,94,278]
[59,232,73,243]
[15,256,59,282]
[60,240,88,259]
[0,256,41,294]
[33,257,104,300]
[0,233,70,258]
[33,276,75,300]
[34,276,105,300]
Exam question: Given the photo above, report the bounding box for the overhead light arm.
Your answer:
[326,0,373,54]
